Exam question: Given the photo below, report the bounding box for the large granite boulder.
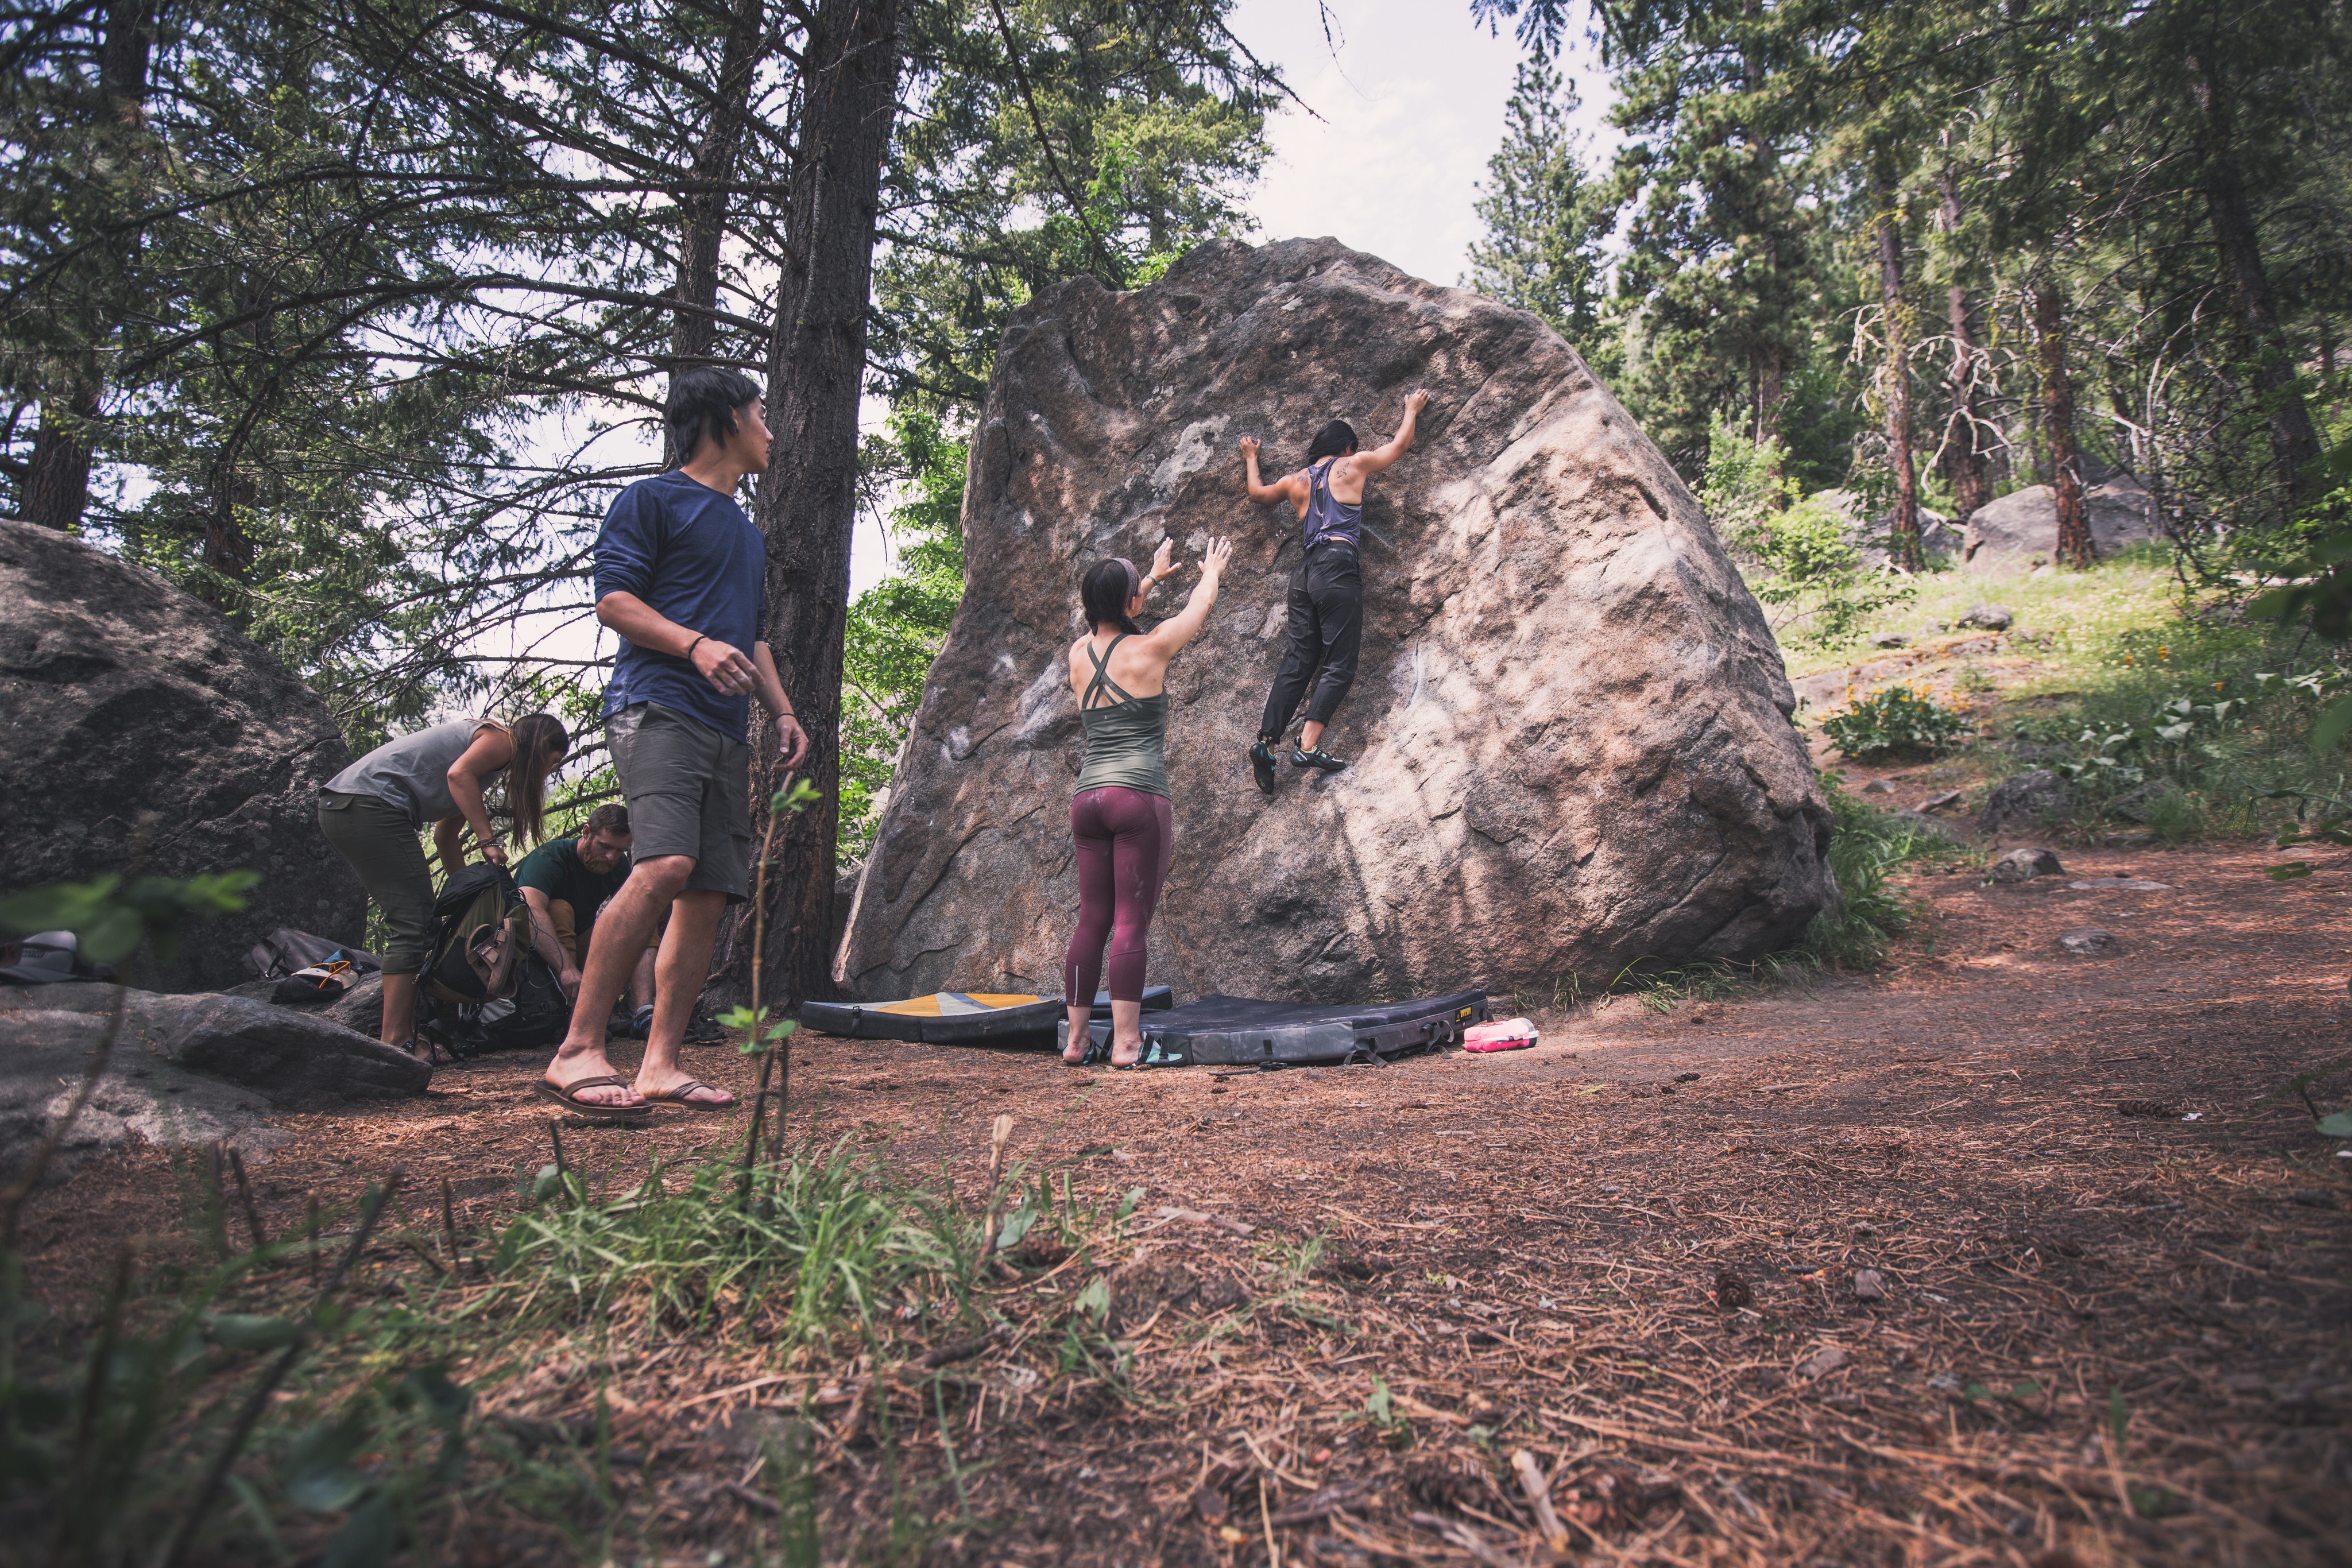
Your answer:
[0,520,365,989]
[834,238,1834,1004]
[1962,479,2159,569]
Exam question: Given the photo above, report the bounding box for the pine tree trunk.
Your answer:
[21,2,154,530]
[22,387,98,531]
[1935,161,1990,526]
[2185,48,2321,509]
[666,0,767,448]
[2036,282,2093,568]
[740,0,902,1009]
[1742,0,1787,440]
[1871,166,1920,570]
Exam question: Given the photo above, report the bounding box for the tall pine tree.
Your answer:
[1463,53,1616,366]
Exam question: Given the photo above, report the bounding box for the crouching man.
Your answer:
[513,803,662,1035]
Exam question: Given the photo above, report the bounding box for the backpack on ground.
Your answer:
[243,927,382,982]
[475,948,572,1050]
[421,862,532,1006]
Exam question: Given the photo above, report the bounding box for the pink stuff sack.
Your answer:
[1463,1017,1537,1053]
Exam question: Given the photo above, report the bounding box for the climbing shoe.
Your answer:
[1249,739,1279,795]
[1291,746,1347,774]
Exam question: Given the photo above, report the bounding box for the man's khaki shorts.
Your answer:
[606,702,753,901]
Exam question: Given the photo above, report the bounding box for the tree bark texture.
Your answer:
[2036,281,2094,568]
[1870,165,1920,569]
[1740,0,1786,441]
[21,0,158,531]
[2185,47,2321,508]
[22,387,99,531]
[667,0,769,427]
[743,0,902,1008]
[1935,162,1991,525]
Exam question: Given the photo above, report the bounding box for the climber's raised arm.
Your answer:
[1240,436,1305,508]
[1348,388,1429,478]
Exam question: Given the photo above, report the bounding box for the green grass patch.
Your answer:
[0,1125,1166,1566]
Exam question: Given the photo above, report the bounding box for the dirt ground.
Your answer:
[17,837,2352,1566]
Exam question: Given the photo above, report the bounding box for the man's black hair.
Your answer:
[666,367,763,466]
[1306,420,1359,464]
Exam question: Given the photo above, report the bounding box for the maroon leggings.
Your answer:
[1065,786,1174,1005]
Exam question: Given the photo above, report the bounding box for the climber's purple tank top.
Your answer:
[1301,457,1362,553]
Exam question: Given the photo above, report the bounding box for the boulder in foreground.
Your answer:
[0,984,429,1101]
[837,238,1833,1002]
[0,1009,286,1185]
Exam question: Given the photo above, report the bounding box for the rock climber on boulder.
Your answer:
[1239,389,1428,793]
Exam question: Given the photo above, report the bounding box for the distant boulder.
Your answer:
[1962,479,2159,570]
[1808,489,1963,567]
[0,520,365,990]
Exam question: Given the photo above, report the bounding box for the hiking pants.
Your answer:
[318,791,434,975]
[1065,785,1174,1005]
[1259,541,1363,737]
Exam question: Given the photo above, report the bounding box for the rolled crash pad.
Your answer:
[799,985,1173,1044]
[1057,990,1491,1068]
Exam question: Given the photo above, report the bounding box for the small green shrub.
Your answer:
[1821,685,1973,760]
[1797,774,1952,969]
[1705,417,1915,651]
[2143,784,2207,843]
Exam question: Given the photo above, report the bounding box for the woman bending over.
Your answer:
[1062,535,1231,1066]
[318,712,568,1055]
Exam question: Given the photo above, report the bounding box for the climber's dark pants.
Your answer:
[1259,541,1363,738]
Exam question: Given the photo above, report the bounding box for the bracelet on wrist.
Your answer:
[685,634,707,662]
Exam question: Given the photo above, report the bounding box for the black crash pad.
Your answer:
[1055,989,1491,1067]
[799,985,1173,1045]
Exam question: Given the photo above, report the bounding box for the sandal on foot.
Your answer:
[534,1074,649,1121]
[641,1079,736,1112]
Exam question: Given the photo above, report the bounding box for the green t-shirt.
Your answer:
[514,835,630,925]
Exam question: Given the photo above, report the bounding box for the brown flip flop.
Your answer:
[640,1079,737,1112]
[535,1074,650,1121]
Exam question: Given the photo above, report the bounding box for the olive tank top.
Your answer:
[1073,634,1170,799]
[322,718,508,828]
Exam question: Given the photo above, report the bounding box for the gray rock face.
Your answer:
[1957,604,2013,631]
[0,520,365,990]
[0,983,426,1100]
[0,1009,284,1185]
[1991,846,2065,884]
[1962,480,2158,570]
[1980,770,2075,836]
[836,239,1835,1003]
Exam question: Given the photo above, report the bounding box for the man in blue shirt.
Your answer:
[540,367,811,1118]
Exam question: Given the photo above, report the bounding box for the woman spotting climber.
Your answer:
[318,713,569,1057]
[1062,533,1232,1067]
[1239,388,1428,793]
